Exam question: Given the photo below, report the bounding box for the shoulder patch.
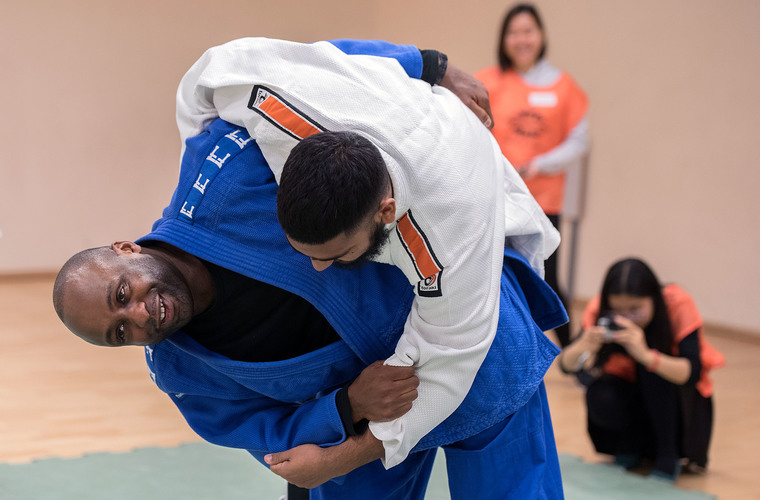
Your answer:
[248,85,326,140]
[396,210,443,281]
[418,271,443,298]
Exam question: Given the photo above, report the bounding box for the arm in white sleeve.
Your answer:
[368,135,506,468]
[532,115,590,175]
[369,261,501,468]
[175,38,425,153]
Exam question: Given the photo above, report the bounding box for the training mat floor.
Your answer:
[0,443,717,499]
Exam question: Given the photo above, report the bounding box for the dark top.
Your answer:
[183,260,367,435]
[184,260,340,362]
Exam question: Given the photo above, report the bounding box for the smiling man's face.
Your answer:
[60,243,195,347]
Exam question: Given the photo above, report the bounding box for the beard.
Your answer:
[332,223,390,270]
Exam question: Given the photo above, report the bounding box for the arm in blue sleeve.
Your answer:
[328,39,423,79]
[147,343,353,461]
[169,388,348,460]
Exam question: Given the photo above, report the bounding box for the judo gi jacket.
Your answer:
[174,37,561,466]
[139,118,566,467]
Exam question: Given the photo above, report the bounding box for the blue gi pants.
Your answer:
[311,382,563,500]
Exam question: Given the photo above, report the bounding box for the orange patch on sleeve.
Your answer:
[397,214,441,279]
[258,96,321,140]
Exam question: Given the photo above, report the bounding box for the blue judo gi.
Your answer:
[138,118,566,499]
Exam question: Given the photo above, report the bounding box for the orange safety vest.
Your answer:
[581,284,726,398]
[475,65,588,215]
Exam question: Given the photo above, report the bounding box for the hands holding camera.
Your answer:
[559,315,649,373]
[561,314,674,378]
[600,315,651,363]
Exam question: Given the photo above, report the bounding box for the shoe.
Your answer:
[650,460,682,482]
[683,461,707,475]
[614,453,639,470]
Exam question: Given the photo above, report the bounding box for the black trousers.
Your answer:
[585,368,713,473]
[288,483,309,499]
[545,214,570,347]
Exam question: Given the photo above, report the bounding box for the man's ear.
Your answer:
[376,197,396,224]
[111,241,142,255]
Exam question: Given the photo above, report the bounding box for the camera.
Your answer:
[596,315,623,341]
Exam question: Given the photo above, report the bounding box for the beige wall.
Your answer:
[1,0,758,333]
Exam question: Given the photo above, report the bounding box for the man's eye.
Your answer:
[117,285,126,303]
[116,324,126,344]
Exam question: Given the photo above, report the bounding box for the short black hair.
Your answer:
[277,131,390,244]
[52,246,111,324]
[497,3,547,71]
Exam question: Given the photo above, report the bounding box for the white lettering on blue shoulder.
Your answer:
[180,201,195,219]
[178,126,252,226]
[206,145,231,169]
[225,129,254,149]
[193,173,210,194]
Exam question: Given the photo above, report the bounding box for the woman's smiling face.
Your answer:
[503,11,545,73]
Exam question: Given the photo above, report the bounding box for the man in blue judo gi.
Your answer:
[53,39,567,499]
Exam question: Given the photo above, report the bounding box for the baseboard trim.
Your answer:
[0,271,58,283]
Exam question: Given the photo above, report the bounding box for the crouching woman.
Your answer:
[559,258,724,480]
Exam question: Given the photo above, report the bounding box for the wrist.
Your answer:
[645,348,661,372]
[325,432,383,477]
[560,349,588,373]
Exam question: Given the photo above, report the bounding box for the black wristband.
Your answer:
[335,387,368,436]
[419,49,448,86]
[435,51,448,86]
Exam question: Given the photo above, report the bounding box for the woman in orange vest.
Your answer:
[476,3,589,347]
[559,258,725,481]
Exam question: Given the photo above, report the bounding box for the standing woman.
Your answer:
[559,258,725,481]
[476,3,589,347]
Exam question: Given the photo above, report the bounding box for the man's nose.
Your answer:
[125,300,151,327]
[311,258,333,272]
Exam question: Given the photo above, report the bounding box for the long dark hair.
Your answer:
[497,3,547,71]
[594,258,673,368]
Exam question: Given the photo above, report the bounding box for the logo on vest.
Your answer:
[418,271,443,297]
[510,110,545,138]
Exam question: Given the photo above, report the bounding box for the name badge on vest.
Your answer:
[528,91,558,107]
